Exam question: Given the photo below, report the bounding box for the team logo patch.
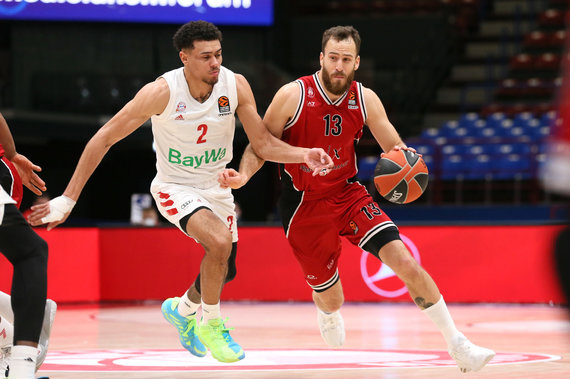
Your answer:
[348,91,356,105]
[307,87,315,98]
[218,96,231,114]
[40,348,560,371]
[349,220,359,234]
[176,102,186,112]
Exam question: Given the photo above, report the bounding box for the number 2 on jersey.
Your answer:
[197,124,208,144]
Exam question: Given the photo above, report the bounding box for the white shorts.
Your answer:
[150,178,238,242]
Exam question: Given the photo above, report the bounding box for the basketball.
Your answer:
[373,149,429,204]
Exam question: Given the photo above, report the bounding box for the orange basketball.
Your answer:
[373,149,429,204]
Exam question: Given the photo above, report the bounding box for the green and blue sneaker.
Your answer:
[198,317,245,363]
[161,297,206,357]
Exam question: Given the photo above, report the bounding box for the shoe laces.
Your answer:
[210,318,235,343]
[320,313,339,330]
[452,339,474,359]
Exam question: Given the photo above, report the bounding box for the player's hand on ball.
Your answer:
[381,145,421,158]
[304,148,333,176]
[28,195,76,230]
[218,168,248,189]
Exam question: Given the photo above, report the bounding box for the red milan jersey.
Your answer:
[280,73,367,197]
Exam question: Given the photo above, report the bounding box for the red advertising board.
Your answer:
[0,225,565,304]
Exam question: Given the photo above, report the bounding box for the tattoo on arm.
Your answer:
[414,297,435,309]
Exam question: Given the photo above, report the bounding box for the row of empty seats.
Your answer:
[509,52,567,78]
[357,111,555,184]
[421,111,554,140]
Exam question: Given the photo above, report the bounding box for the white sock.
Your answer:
[317,308,333,315]
[201,302,221,323]
[0,292,13,324]
[9,345,37,379]
[0,317,13,349]
[421,296,460,346]
[177,292,201,317]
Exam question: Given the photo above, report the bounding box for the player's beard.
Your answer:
[322,66,354,96]
[204,77,219,86]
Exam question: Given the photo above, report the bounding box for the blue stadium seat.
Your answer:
[532,125,551,139]
[506,126,527,138]
[485,112,507,128]
[492,143,531,155]
[475,127,499,138]
[465,144,494,156]
[441,144,466,155]
[466,154,492,180]
[496,119,514,136]
[414,144,435,156]
[458,112,479,128]
[535,153,547,176]
[422,155,435,173]
[512,112,535,127]
[446,127,471,138]
[540,111,557,126]
[421,127,441,139]
[440,120,460,137]
[441,154,467,179]
[494,154,532,179]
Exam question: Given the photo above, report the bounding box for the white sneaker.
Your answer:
[317,310,345,348]
[449,333,495,373]
[36,299,57,371]
[0,345,10,378]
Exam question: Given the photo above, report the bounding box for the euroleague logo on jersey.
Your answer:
[348,91,358,110]
[360,234,421,298]
[218,96,231,115]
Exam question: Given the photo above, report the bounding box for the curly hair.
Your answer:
[173,20,223,51]
[321,26,361,55]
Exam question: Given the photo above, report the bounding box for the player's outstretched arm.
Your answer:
[235,75,332,175]
[28,79,169,230]
[0,113,47,196]
[218,144,264,189]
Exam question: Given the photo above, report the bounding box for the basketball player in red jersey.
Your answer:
[0,112,56,378]
[219,26,495,373]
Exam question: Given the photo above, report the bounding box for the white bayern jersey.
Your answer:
[0,186,15,205]
[151,66,238,187]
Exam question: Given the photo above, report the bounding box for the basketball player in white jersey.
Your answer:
[28,20,333,363]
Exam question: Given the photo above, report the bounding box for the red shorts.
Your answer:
[0,155,23,209]
[279,181,399,291]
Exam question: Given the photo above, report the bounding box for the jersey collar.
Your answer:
[313,71,349,106]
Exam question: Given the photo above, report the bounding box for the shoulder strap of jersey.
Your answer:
[356,81,368,123]
[284,79,305,131]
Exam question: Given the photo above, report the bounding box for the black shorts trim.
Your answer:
[362,226,401,260]
[311,269,340,293]
[178,206,209,234]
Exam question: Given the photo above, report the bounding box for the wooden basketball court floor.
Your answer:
[37,301,570,379]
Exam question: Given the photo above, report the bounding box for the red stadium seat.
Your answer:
[495,78,522,99]
[551,30,567,47]
[539,9,565,29]
[535,53,562,72]
[509,53,536,71]
[524,31,549,49]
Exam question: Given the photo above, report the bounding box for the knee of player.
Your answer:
[393,253,423,280]
[205,232,233,259]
